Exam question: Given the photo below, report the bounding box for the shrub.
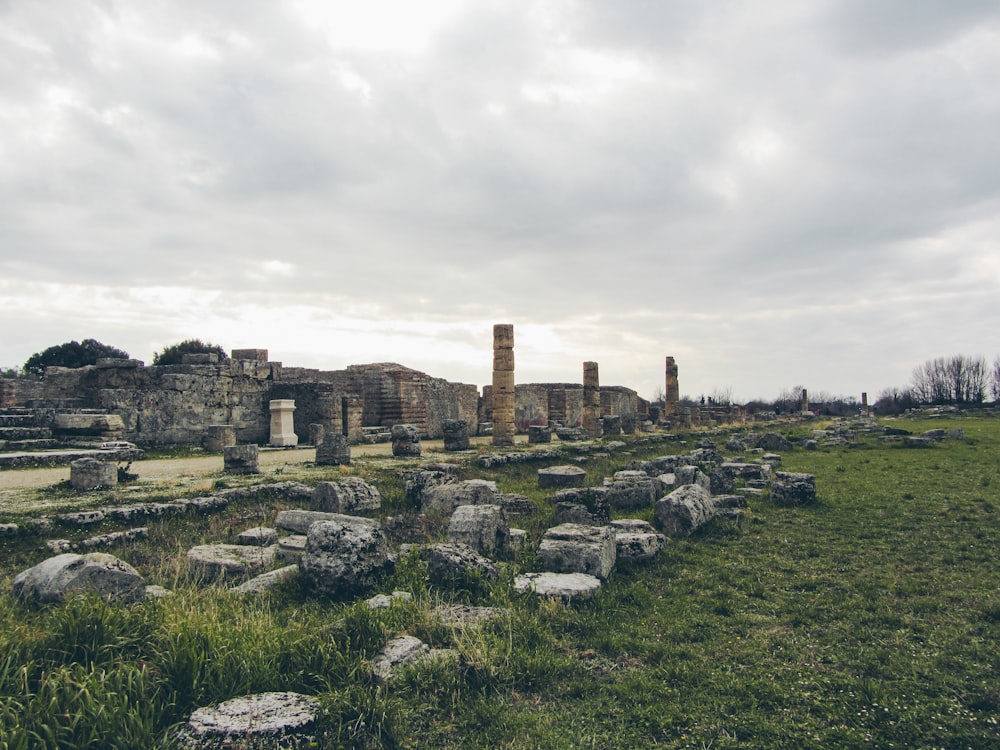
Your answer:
[23,339,129,378]
[152,339,228,366]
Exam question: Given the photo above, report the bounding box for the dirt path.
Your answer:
[0,436,508,492]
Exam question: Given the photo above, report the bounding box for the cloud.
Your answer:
[1,0,998,401]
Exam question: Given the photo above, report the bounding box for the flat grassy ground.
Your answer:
[1,415,998,749]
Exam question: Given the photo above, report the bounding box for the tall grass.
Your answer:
[1,416,999,747]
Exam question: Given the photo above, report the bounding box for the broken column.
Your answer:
[664,356,679,417]
[492,324,515,448]
[316,433,351,466]
[269,400,298,447]
[861,392,869,416]
[224,444,259,474]
[203,425,236,453]
[441,419,470,451]
[582,361,600,438]
[391,424,421,457]
[801,388,810,415]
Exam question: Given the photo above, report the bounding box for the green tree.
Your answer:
[152,339,228,366]
[23,339,130,378]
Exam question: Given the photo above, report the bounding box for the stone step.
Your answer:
[0,413,37,427]
[0,426,52,440]
[0,445,143,470]
[0,438,60,452]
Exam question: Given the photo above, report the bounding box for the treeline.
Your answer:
[875,354,1000,415]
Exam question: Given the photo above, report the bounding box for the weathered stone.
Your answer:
[269,399,298,447]
[274,509,377,534]
[57,510,106,526]
[224,444,259,474]
[276,534,307,562]
[601,415,621,436]
[372,635,431,681]
[757,433,793,451]
[447,504,509,556]
[538,465,586,489]
[654,484,746,538]
[527,425,552,444]
[771,472,817,505]
[433,604,506,626]
[424,543,499,584]
[537,523,616,580]
[365,590,413,609]
[603,470,661,509]
[496,493,537,515]
[674,465,711,491]
[550,487,610,525]
[514,572,601,599]
[299,517,394,598]
[186,544,276,579]
[53,413,125,437]
[391,424,421,457]
[12,552,145,604]
[70,458,117,491]
[145,585,172,599]
[315,433,351,466]
[554,426,589,442]
[422,479,499,515]
[903,436,935,448]
[230,565,298,595]
[441,419,470,451]
[0,523,18,536]
[492,324,515,448]
[76,527,148,550]
[613,518,666,561]
[202,425,236,452]
[177,692,319,749]
[404,469,456,505]
[236,527,278,546]
[312,478,381,514]
[761,453,782,467]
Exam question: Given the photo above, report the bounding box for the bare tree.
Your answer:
[911,355,988,404]
[993,356,1000,402]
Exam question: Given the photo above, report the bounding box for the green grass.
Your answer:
[1,417,999,747]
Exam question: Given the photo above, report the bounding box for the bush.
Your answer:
[23,339,129,378]
[152,339,228,366]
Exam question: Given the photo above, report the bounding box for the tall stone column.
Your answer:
[861,392,869,416]
[664,356,679,417]
[801,388,809,415]
[492,324,515,448]
[582,361,600,438]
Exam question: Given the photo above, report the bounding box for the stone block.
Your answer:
[236,527,278,546]
[312,478,381,514]
[538,465,586,489]
[187,544,276,579]
[528,425,552,444]
[441,419,470,451]
[299,517,394,598]
[12,552,146,604]
[771,472,817,505]
[537,523,616,579]
[269,399,298,447]
[203,424,236,452]
[514,571,601,599]
[70,458,118,491]
[176,692,318,749]
[447,504,509,556]
[224,444,259,474]
[315,433,351,466]
[391,424,421,457]
[422,479,499,515]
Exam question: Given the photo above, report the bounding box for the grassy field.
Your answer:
[1,415,998,748]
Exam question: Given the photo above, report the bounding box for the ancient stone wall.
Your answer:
[0,378,45,408]
[23,357,475,446]
[502,383,641,431]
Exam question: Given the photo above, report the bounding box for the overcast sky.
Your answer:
[2,1,999,402]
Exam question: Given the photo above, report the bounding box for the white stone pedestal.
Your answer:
[269,399,298,447]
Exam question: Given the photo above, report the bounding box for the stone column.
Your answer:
[861,392,869,416]
[582,361,600,438]
[664,356,679,417]
[316,433,351,466]
[203,425,236,452]
[442,419,470,451]
[492,324,515,448]
[269,399,298,447]
[801,389,809,415]
[224,444,259,474]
